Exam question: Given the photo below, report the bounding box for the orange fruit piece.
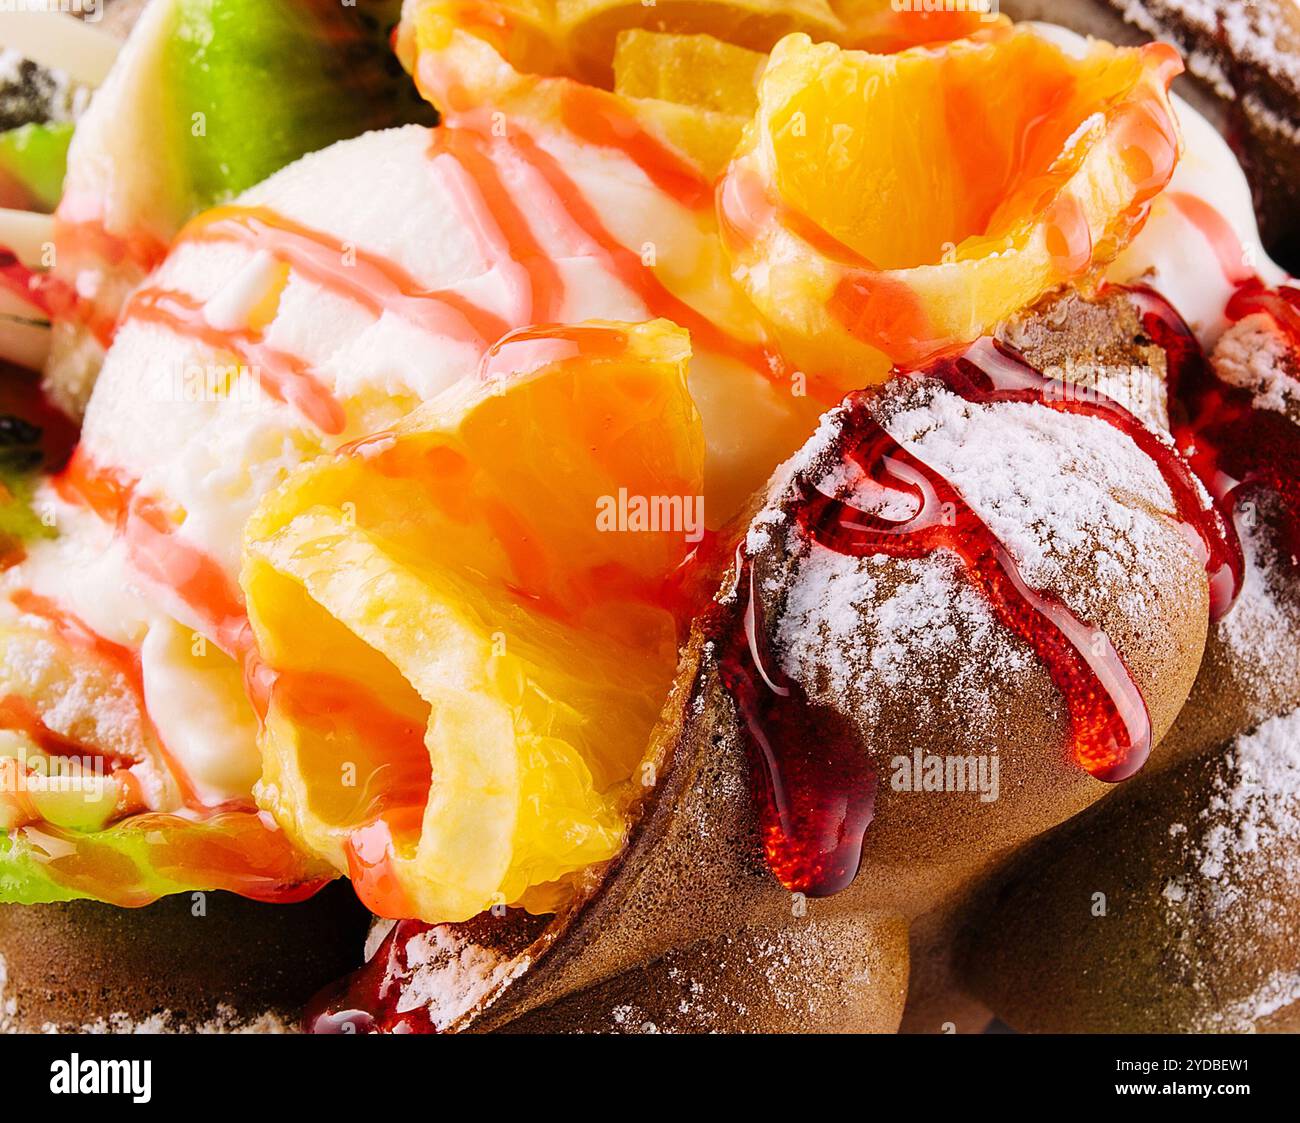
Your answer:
[399,0,844,86]
[612,29,766,116]
[717,28,1184,387]
[560,0,843,86]
[833,0,1006,53]
[242,321,705,923]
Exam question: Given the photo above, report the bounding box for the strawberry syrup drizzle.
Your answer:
[7,589,205,811]
[1126,282,1300,580]
[180,206,509,346]
[124,287,346,436]
[713,340,1185,895]
[53,449,251,660]
[0,246,82,322]
[305,917,436,1034]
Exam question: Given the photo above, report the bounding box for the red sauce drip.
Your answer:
[8,589,205,810]
[181,206,510,347]
[433,129,566,324]
[0,245,81,322]
[941,337,1241,618]
[54,450,251,659]
[711,546,878,895]
[124,287,346,436]
[1165,191,1255,285]
[716,166,934,386]
[53,199,170,275]
[0,694,145,827]
[2,217,156,348]
[499,127,781,380]
[712,337,1219,894]
[555,85,712,210]
[1127,282,1300,586]
[304,918,436,1034]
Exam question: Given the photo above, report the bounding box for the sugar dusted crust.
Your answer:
[960,706,1300,1033]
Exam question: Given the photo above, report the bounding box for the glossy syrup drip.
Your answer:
[712,338,1219,895]
[0,247,79,320]
[1128,282,1300,580]
[937,337,1242,618]
[304,918,436,1034]
[712,546,878,896]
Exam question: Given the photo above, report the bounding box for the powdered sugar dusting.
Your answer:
[0,958,293,1034]
[1217,492,1300,693]
[393,925,531,1031]
[1160,707,1300,1030]
[776,547,1035,729]
[752,375,1186,738]
[880,379,1177,622]
[587,922,884,1034]
[1186,709,1300,904]
[1212,313,1300,416]
[1119,0,1299,86]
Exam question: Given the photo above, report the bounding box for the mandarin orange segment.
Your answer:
[404,12,757,179]
[398,0,994,92]
[559,0,843,86]
[718,29,1183,383]
[832,0,1006,52]
[242,321,705,923]
[613,30,765,115]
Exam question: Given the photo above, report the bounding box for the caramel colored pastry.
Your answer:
[0,881,369,1032]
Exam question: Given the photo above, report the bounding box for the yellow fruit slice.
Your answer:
[832,0,1006,52]
[397,0,999,90]
[403,11,756,178]
[398,0,843,84]
[413,0,564,76]
[243,321,705,923]
[717,28,1184,386]
[560,0,844,86]
[613,30,765,115]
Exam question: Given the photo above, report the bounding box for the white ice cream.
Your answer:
[5,120,780,805]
